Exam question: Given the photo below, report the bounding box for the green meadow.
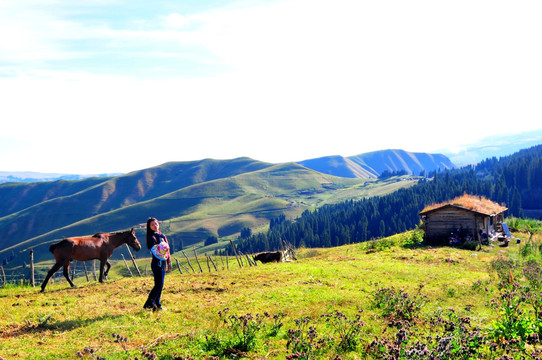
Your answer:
[1,229,542,359]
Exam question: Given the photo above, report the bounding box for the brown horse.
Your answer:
[40,229,141,292]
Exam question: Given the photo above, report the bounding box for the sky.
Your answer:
[1,0,541,174]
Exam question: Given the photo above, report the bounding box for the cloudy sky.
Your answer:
[1,0,541,174]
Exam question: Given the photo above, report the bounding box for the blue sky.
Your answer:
[1,0,541,174]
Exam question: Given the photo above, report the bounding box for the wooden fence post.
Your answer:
[181,251,195,273]
[208,256,218,271]
[121,254,134,277]
[229,240,242,268]
[71,261,77,281]
[30,249,35,287]
[125,244,142,277]
[92,260,97,281]
[245,254,256,267]
[174,258,183,274]
[180,261,191,273]
[1,265,6,286]
[205,253,211,272]
[82,262,90,282]
[193,249,203,273]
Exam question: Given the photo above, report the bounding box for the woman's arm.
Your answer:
[162,234,173,271]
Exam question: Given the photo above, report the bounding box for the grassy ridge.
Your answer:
[2,162,416,266]
[2,230,540,359]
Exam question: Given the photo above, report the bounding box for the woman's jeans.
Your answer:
[145,257,165,308]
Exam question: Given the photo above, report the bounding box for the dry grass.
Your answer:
[420,193,508,215]
[0,231,536,359]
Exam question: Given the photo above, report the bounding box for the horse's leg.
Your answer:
[99,260,105,283]
[103,260,111,279]
[98,260,111,282]
[63,263,76,287]
[40,262,62,292]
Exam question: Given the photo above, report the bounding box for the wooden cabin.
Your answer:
[419,194,508,245]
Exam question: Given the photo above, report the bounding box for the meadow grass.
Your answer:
[1,231,540,359]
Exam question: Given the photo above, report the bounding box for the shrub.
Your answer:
[321,310,364,352]
[366,309,484,359]
[371,285,428,324]
[462,240,479,251]
[488,282,535,351]
[286,318,332,360]
[523,259,542,290]
[489,257,520,289]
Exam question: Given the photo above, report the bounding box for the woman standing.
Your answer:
[143,217,172,311]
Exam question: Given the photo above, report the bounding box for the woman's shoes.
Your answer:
[143,303,166,311]
[143,302,154,310]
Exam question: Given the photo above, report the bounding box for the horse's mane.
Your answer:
[92,230,131,238]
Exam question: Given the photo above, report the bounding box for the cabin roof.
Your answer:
[419,194,508,216]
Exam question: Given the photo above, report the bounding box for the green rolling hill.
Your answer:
[0,158,417,266]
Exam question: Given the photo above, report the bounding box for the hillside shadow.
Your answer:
[3,314,123,338]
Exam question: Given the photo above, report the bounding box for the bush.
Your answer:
[506,217,542,234]
[371,285,428,324]
[462,240,479,251]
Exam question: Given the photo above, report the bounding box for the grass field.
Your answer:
[1,230,542,359]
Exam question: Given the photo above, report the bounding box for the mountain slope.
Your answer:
[1,162,417,265]
[0,150,453,266]
[0,177,110,217]
[296,155,376,178]
[0,158,272,253]
[298,149,455,178]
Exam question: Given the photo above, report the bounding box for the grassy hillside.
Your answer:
[297,155,377,178]
[298,150,455,179]
[348,149,455,176]
[2,230,541,359]
[1,162,416,265]
[0,158,272,252]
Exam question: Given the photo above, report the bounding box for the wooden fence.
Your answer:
[0,242,257,288]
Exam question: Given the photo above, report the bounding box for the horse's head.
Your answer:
[127,228,142,251]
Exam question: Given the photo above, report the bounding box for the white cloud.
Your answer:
[1,0,541,173]
[163,13,191,29]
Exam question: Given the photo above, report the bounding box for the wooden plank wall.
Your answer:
[425,207,482,240]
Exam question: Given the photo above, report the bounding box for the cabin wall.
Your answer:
[423,207,487,244]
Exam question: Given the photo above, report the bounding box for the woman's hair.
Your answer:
[146,217,158,249]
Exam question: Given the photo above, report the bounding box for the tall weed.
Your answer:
[286,317,332,360]
[365,309,485,360]
[489,257,520,289]
[321,310,365,352]
[371,285,428,324]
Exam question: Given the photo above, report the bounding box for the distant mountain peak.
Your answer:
[297,149,455,178]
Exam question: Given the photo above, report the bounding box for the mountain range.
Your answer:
[5,127,541,184]
[0,171,119,184]
[3,130,542,268]
[440,127,542,165]
[0,149,452,266]
[298,149,454,178]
